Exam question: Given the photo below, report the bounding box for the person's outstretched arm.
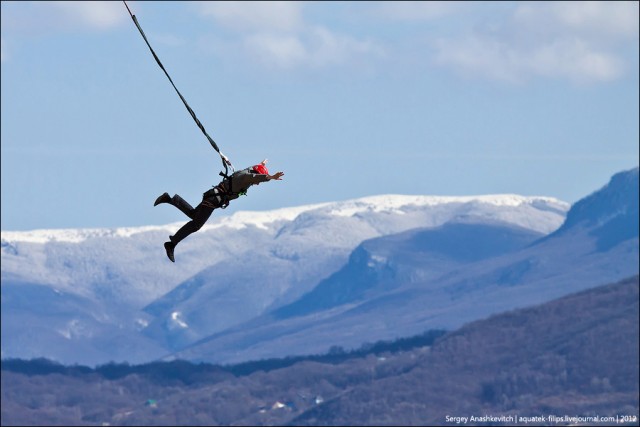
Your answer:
[268,172,284,181]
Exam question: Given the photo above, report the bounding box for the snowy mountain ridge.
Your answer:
[1,194,567,243]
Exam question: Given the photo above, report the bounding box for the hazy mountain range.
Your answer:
[2,275,637,426]
[1,167,638,367]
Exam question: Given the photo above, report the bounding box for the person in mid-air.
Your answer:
[154,159,284,262]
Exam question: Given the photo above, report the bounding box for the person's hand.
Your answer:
[269,171,284,180]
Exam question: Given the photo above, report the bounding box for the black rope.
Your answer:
[123,1,232,175]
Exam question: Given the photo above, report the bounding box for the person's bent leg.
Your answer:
[164,204,215,262]
[170,204,214,245]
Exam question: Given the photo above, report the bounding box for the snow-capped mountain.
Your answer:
[2,194,567,365]
[169,168,639,365]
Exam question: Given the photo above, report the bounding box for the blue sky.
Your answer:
[2,1,638,231]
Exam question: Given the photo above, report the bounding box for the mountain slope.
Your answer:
[0,281,164,365]
[551,166,639,251]
[274,220,544,319]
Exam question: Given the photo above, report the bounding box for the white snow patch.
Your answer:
[170,311,189,328]
[367,254,387,268]
[56,319,90,340]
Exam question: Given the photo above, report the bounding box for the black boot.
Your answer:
[154,192,171,206]
[164,241,175,262]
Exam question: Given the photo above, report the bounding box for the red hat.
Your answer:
[253,164,269,175]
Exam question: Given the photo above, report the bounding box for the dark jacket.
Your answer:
[202,167,269,207]
[222,167,270,199]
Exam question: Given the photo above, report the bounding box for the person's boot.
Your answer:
[164,241,175,262]
[154,192,171,206]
